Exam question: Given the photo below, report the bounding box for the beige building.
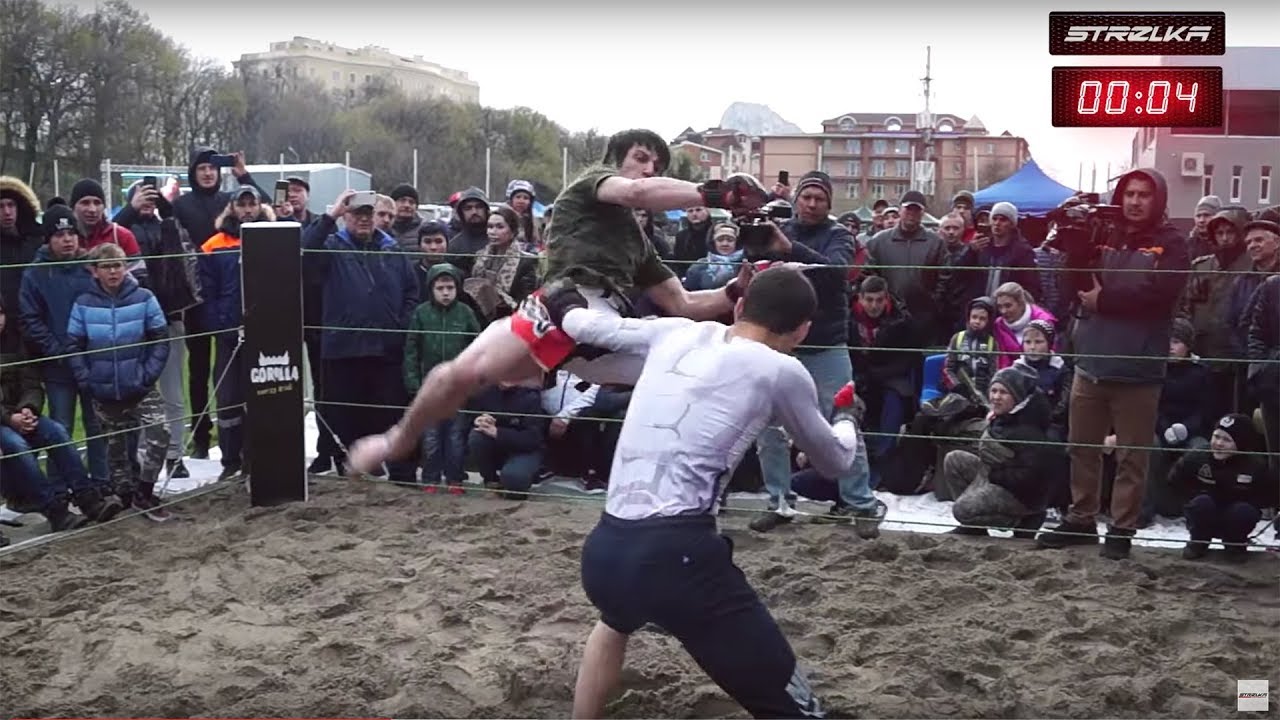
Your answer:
[753,113,1030,214]
[234,37,479,103]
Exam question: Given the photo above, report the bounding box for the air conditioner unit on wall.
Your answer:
[1181,152,1206,178]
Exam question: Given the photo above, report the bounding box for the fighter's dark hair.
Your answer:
[740,266,818,335]
[603,129,671,174]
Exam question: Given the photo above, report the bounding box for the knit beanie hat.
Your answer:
[1169,317,1195,350]
[990,365,1036,406]
[69,178,105,206]
[506,179,535,201]
[1214,413,1258,453]
[389,184,419,203]
[42,204,79,240]
[1025,318,1056,347]
[794,171,833,203]
[1195,195,1222,214]
[990,201,1018,222]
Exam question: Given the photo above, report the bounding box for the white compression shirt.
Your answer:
[560,308,861,520]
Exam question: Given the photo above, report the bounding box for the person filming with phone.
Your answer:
[1035,168,1190,559]
[952,202,1041,309]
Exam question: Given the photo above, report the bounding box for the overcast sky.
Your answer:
[76,0,1275,190]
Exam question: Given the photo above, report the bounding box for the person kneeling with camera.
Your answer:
[1036,169,1190,559]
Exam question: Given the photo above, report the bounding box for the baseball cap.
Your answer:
[229,185,263,202]
[900,190,927,209]
[285,176,310,192]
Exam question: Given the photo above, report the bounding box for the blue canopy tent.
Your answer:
[972,159,1080,216]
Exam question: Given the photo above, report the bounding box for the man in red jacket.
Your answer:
[68,179,142,274]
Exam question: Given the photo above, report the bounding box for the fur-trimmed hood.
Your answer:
[0,175,40,233]
[213,202,276,238]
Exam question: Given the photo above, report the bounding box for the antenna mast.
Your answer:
[921,45,934,162]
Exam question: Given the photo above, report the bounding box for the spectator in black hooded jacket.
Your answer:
[1244,273,1279,471]
[1038,168,1190,560]
[169,148,265,458]
[672,205,714,272]
[0,175,44,354]
[1174,413,1271,562]
[445,187,491,275]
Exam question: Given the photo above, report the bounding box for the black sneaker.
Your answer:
[1182,540,1210,560]
[1012,511,1047,540]
[45,504,90,533]
[307,455,334,474]
[191,440,210,460]
[949,524,990,536]
[749,510,794,533]
[0,530,9,547]
[812,504,855,526]
[217,465,243,482]
[167,458,190,479]
[1099,526,1134,560]
[75,488,125,524]
[1036,520,1099,549]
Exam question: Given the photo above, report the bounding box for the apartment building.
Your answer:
[1130,47,1279,221]
[670,127,753,179]
[755,113,1030,213]
[234,37,480,103]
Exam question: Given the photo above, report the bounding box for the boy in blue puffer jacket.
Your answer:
[67,243,172,520]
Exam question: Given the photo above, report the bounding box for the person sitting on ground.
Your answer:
[992,281,1055,369]
[682,222,744,292]
[941,296,997,406]
[0,297,123,535]
[1173,413,1271,562]
[467,378,549,499]
[403,263,482,492]
[66,243,171,520]
[939,365,1053,537]
[1141,318,1212,524]
[540,368,609,486]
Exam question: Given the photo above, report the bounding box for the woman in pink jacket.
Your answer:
[993,281,1055,369]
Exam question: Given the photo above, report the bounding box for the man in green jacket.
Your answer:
[403,264,482,490]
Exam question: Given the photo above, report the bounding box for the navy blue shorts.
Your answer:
[580,513,824,719]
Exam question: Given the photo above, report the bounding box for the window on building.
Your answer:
[848,160,860,177]
[365,74,371,83]
[1230,165,1243,203]
[894,160,909,177]
[332,70,339,82]
[839,117,856,131]
[871,182,886,198]
[937,120,955,133]
[952,160,963,175]
[349,73,356,83]
[872,139,888,155]
[1262,166,1273,203]
[985,142,995,154]
[1225,90,1280,137]
[1202,163,1214,196]
[846,139,860,154]
[894,140,910,155]
[847,182,859,199]
[885,117,903,131]
[699,151,709,162]
[870,160,886,177]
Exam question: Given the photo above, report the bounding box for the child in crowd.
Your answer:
[403,263,482,492]
[1140,318,1213,523]
[941,296,996,406]
[66,244,172,520]
[1172,413,1271,562]
[1012,319,1071,440]
[681,222,743,291]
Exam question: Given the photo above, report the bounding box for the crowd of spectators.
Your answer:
[1,154,1277,560]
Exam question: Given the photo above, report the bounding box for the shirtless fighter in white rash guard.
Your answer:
[540,266,861,720]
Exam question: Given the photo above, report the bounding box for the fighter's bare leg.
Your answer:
[572,621,629,719]
[346,318,541,473]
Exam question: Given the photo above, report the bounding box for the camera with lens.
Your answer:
[738,200,793,260]
[1045,192,1125,302]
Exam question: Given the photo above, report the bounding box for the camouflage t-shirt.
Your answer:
[541,164,674,292]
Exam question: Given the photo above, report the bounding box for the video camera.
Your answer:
[1045,192,1125,301]
[738,200,793,260]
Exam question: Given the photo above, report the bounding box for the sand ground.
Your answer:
[1,478,1277,718]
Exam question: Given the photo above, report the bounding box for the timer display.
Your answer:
[1052,66,1222,128]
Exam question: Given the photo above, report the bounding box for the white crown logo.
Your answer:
[259,351,290,366]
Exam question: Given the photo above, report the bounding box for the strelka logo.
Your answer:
[1049,12,1225,56]
[1238,679,1269,712]
[1063,26,1212,43]
[250,350,300,384]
